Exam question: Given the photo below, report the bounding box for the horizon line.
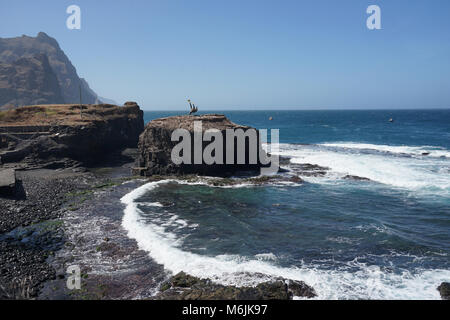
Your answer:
[141,107,450,112]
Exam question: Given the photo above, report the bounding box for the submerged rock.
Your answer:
[155,272,316,300]
[289,163,329,177]
[343,175,371,181]
[135,114,273,177]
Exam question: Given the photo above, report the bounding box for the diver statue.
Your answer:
[188,99,198,115]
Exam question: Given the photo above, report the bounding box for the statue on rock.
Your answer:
[188,99,198,115]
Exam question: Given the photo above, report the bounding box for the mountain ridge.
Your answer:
[0,32,104,109]
[0,53,65,108]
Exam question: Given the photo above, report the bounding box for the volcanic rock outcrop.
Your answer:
[155,272,317,300]
[135,114,270,177]
[0,102,144,168]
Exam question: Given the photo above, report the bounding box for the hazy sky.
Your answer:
[1,0,450,110]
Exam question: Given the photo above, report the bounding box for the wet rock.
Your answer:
[438,282,450,300]
[255,281,290,300]
[155,272,316,300]
[289,163,329,177]
[169,272,201,288]
[289,175,304,183]
[0,241,56,299]
[343,175,371,181]
[286,279,317,298]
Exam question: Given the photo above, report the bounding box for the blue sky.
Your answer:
[1,0,450,110]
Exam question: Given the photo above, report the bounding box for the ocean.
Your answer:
[123,109,450,299]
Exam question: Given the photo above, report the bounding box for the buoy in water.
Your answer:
[269,116,273,121]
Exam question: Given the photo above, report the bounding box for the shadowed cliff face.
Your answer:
[0,54,64,108]
[0,32,99,108]
[135,114,267,177]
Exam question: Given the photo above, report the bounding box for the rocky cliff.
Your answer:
[0,102,144,168]
[135,114,267,177]
[0,54,64,107]
[0,32,100,108]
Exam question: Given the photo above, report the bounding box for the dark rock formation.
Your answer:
[0,54,64,108]
[0,240,57,299]
[288,162,329,177]
[343,175,371,181]
[155,272,316,300]
[135,114,270,177]
[0,168,16,195]
[0,32,101,108]
[438,282,450,300]
[0,102,144,168]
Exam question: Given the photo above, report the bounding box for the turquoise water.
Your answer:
[128,110,450,299]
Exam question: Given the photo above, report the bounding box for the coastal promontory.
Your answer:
[0,102,144,169]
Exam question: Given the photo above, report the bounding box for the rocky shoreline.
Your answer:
[0,168,91,298]
[1,107,448,300]
[0,159,166,299]
[2,161,449,300]
[0,156,317,300]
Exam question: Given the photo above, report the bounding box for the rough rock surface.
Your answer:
[0,102,144,168]
[0,54,64,108]
[135,114,268,177]
[155,272,317,300]
[0,168,89,299]
[0,168,16,195]
[0,32,99,108]
[438,282,450,300]
[343,175,371,181]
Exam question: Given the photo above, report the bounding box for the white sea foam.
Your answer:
[139,202,164,207]
[121,180,449,299]
[271,143,450,196]
[255,253,278,261]
[321,142,450,158]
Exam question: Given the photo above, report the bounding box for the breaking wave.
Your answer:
[272,142,450,197]
[121,180,449,299]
